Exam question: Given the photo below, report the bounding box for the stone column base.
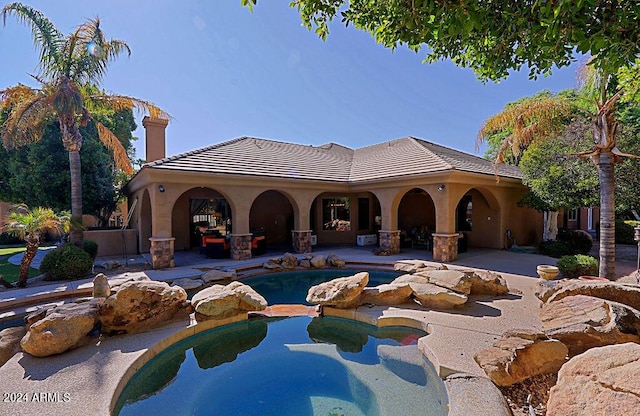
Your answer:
[230,234,252,260]
[378,230,400,255]
[149,237,175,269]
[291,230,312,254]
[433,233,459,262]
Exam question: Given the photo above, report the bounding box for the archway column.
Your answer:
[432,186,460,262]
[378,230,401,254]
[149,237,175,269]
[291,230,313,253]
[229,234,253,260]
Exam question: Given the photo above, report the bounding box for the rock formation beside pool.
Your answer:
[262,253,343,270]
[546,342,640,416]
[306,272,369,308]
[191,281,267,320]
[540,294,640,356]
[99,280,188,335]
[474,330,568,386]
[21,303,99,357]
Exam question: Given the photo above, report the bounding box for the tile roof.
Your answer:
[145,136,522,181]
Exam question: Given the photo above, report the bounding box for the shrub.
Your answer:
[615,220,640,244]
[40,243,93,281]
[557,228,593,255]
[557,255,598,279]
[538,240,571,258]
[83,240,99,260]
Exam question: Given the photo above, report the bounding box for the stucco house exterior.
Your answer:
[124,117,544,269]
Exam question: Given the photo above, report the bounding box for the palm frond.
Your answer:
[478,95,575,160]
[1,87,52,148]
[1,3,63,77]
[90,93,171,119]
[95,120,134,174]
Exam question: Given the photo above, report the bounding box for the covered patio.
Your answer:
[124,117,543,269]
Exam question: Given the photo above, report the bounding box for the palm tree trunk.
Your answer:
[597,150,616,279]
[18,238,39,287]
[68,148,84,245]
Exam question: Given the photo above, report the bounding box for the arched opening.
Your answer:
[310,192,381,246]
[397,188,436,250]
[171,188,232,251]
[250,190,294,251]
[455,188,501,249]
[139,189,152,253]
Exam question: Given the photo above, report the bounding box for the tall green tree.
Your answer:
[0,103,137,225]
[2,204,69,287]
[0,3,168,244]
[266,1,640,278]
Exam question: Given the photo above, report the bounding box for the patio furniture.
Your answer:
[251,235,267,255]
[202,236,230,259]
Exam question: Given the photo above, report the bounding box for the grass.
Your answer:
[0,245,43,285]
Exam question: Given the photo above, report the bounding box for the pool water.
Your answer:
[114,316,448,416]
[242,270,399,305]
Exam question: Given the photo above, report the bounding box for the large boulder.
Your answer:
[0,326,27,366]
[394,260,429,274]
[545,279,640,310]
[92,273,111,298]
[225,281,268,311]
[410,282,468,309]
[541,294,640,356]
[281,253,299,269]
[309,255,327,268]
[306,272,369,308]
[21,303,99,357]
[201,269,235,283]
[326,254,346,268]
[360,283,413,306]
[415,269,472,295]
[192,285,240,319]
[474,330,568,386]
[546,342,640,416]
[99,280,187,335]
[468,270,509,296]
[192,282,267,319]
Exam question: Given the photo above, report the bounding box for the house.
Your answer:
[123,117,544,269]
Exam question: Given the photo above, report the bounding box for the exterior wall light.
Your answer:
[437,184,445,191]
[158,185,165,193]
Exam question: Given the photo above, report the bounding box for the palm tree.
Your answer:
[0,3,168,245]
[479,66,639,279]
[2,204,70,287]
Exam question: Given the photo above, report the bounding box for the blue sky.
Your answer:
[0,1,581,161]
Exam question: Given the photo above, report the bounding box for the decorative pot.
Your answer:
[536,265,559,280]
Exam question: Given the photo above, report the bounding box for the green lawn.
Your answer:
[0,245,43,285]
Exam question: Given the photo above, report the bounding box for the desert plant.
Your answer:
[557,254,599,279]
[40,243,93,281]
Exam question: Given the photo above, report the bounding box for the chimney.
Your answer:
[142,116,169,162]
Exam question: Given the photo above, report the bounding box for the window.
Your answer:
[322,197,351,231]
[456,195,473,231]
[568,209,578,222]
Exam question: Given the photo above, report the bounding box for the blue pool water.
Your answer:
[114,316,448,416]
[242,270,399,305]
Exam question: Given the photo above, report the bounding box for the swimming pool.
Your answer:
[241,269,399,305]
[114,316,448,416]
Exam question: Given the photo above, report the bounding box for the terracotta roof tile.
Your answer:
[145,136,521,181]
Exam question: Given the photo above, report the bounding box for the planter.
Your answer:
[537,265,559,280]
